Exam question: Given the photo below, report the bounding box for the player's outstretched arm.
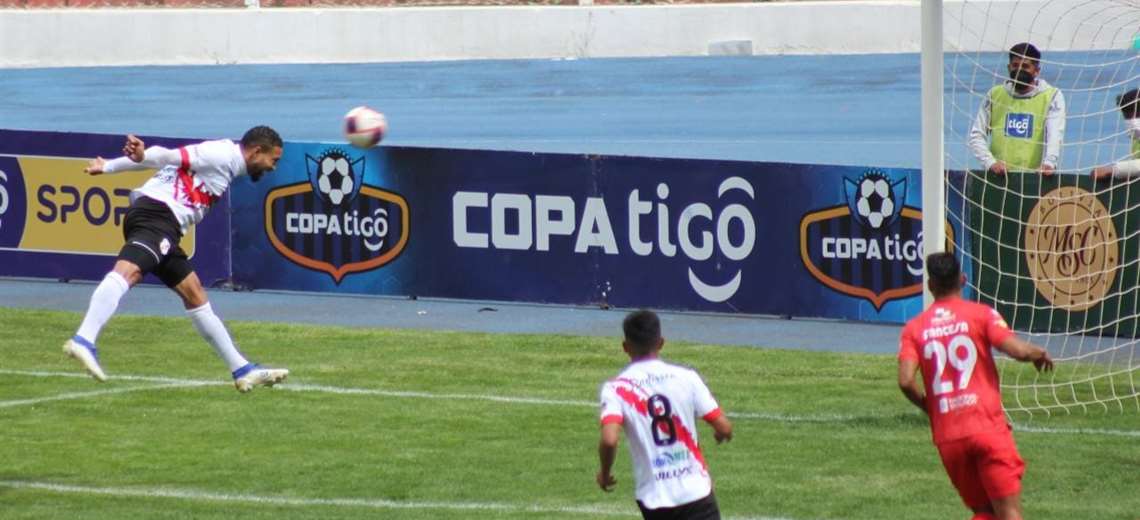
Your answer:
[93,135,183,175]
[996,336,1054,372]
[707,415,733,444]
[897,359,927,414]
[596,423,620,492]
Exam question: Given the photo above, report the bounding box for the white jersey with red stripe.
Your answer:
[599,358,722,509]
[103,139,246,235]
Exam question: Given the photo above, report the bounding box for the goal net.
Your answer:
[938,0,1140,416]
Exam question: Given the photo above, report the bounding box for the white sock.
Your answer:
[76,272,131,345]
[187,302,249,373]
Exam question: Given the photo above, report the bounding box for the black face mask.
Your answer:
[1010,68,1035,87]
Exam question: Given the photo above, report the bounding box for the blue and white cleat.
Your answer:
[63,336,107,382]
[232,363,289,393]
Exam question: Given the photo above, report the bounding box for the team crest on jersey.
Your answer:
[799,169,953,310]
[263,148,409,283]
[932,308,956,324]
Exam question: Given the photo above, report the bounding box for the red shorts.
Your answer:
[935,430,1025,509]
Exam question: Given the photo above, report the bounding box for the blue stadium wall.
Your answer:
[0,129,968,324]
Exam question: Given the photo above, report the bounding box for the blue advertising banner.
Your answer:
[0,130,232,286]
[231,142,964,323]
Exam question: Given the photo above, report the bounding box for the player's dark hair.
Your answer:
[926,252,962,297]
[1008,42,1041,65]
[623,310,662,356]
[1118,88,1140,120]
[241,125,283,152]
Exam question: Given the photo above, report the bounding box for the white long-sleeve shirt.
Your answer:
[1111,159,1140,179]
[102,139,247,235]
[1111,123,1140,178]
[968,78,1066,170]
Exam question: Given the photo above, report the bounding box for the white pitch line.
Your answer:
[284,382,594,407]
[3,369,1138,437]
[0,480,799,520]
[0,382,210,409]
[0,369,587,406]
[0,369,222,386]
[0,480,632,516]
[1010,423,1140,438]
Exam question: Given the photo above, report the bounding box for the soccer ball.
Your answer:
[316,155,355,205]
[343,106,387,149]
[855,176,895,229]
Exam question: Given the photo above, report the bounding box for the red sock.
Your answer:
[970,513,997,520]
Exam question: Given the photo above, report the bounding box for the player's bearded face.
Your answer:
[248,146,284,181]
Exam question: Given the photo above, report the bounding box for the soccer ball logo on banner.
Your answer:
[308,149,364,207]
[263,147,409,284]
[799,168,950,310]
[848,171,903,230]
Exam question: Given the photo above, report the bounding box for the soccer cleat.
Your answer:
[232,363,289,393]
[63,336,107,382]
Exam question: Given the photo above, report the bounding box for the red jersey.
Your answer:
[899,297,1015,444]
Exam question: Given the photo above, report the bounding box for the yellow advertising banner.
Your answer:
[10,156,195,257]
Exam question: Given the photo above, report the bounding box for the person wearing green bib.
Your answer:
[1092,88,1140,180]
[969,43,1066,176]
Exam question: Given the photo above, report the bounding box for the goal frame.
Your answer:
[921,0,947,309]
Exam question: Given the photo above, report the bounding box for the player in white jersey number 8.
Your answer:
[62,127,289,393]
[597,310,733,520]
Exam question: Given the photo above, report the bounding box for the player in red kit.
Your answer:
[898,252,1053,520]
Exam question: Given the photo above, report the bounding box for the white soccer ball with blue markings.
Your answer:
[344,106,387,149]
[316,155,355,206]
[855,177,894,229]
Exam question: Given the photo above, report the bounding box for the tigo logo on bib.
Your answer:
[1005,113,1034,138]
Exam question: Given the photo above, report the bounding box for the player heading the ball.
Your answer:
[67,127,290,393]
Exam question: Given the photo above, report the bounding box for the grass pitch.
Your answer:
[1,307,1137,519]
